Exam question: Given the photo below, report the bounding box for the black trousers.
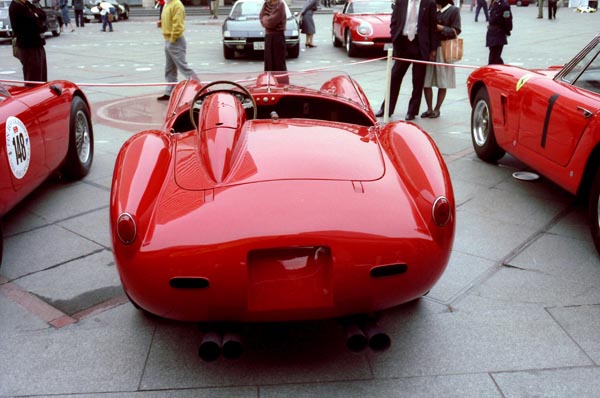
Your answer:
[19,46,47,83]
[74,9,85,26]
[548,1,557,19]
[380,35,426,116]
[264,32,289,84]
[488,45,504,65]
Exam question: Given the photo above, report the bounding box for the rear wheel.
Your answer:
[471,87,505,163]
[588,168,600,255]
[62,96,94,180]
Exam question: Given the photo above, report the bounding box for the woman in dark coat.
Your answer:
[422,0,461,118]
[300,0,319,48]
[486,0,512,65]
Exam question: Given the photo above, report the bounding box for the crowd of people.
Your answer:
[9,0,516,119]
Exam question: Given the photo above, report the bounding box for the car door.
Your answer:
[0,91,47,215]
[516,77,598,167]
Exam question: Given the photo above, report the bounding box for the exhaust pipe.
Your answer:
[198,330,222,362]
[222,332,243,360]
[345,323,369,353]
[364,321,391,352]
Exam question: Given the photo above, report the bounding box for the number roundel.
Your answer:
[5,116,31,180]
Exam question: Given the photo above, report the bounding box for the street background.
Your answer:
[0,3,599,397]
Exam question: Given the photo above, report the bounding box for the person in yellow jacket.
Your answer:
[157,0,199,101]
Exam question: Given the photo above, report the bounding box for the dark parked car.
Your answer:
[1,0,62,38]
[222,0,300,59]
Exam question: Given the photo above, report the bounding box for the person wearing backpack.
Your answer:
[486,0,512,65]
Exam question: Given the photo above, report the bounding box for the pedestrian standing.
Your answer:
[59,0,75,32]
[300,0,319,48]
[9,0,48,83]
[157,0,199,101]
[548,0,557,19]
[422,0,461,119]
[98,3,114,32]
[474,0,488,21]
[210,0,219,19]
[375,0,439,120]
[259,0,289,84]
[486,0,512,64]
[73,0,85,27]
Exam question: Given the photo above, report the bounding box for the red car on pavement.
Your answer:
[467,34,600,253]
[332,0,394,57]
[110,71,455,360]
[0,81,94,264]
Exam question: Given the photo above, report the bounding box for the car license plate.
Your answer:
[253,41,265,50]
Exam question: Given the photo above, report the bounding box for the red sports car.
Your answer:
[0,81,94,264]
[467,34,600,253]
[110,71,455,359]
[332,0,394,57]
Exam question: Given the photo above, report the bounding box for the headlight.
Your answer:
[356,22,373,37]
[223,30,231,37]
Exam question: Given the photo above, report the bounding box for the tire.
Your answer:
[288,43,300,58]
[223,44,235,59]
[52,29,60,37]
[345,29,359,57]
[62,96,94,180]
[332,28,342,47]
[471,87,505,163]
[588,167,600,255]
[122,4,130,20]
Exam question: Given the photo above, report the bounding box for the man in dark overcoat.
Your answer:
[376,0,439,120]
[486,0,512,65]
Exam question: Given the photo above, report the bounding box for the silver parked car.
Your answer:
[222,0,300,60]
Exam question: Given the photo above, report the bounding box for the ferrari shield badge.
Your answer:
[5,116,31,179]
[516,74,533,92]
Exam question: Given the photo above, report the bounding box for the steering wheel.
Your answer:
[189,80,257,129]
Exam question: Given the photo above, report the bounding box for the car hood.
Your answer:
[174,119,384,190]
[352,14,391,25]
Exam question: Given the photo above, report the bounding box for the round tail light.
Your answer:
[432,196,451,227]
[116,212,136,245]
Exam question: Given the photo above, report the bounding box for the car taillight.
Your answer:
[432,196,451,227]
[116,212,136,245]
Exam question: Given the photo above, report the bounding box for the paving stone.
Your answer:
[2,225,104,280]
[260,374,502,398]
[60,207,113,249]
[17,249,122,315]
[370,296,593,378]
[0,293,50,334]
[492,367,600,398]
[0,305,154,396]
[548,305,600,364]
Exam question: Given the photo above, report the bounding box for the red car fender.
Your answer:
[110,131,173,251]
[564,116,600,195]
[378,121,455,249]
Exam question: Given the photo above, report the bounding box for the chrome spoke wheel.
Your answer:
[75,109,91,164]
[473,100,490,148]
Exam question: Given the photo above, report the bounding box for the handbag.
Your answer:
[441,28,463,63]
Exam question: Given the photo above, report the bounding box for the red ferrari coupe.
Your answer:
[468,34,600,253]
[332,0,394,57]
[110,71,455,359]
[0,81,94,264]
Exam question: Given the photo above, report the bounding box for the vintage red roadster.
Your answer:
[331,0,394,57]
[110,71,455,360]
[0,81,94,265]
[468,34,600,254]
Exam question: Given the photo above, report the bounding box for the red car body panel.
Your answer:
[111,72,455,323]
[0,81,89,216]
[332,0,393,54]
[467,35,600,196]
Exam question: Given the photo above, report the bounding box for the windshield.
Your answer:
[347,1,393,14]
[230,1,292,19]
[559,36,600,94]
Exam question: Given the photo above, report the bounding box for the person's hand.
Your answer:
[429,50,436,61]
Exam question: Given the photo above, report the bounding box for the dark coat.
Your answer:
[390,0,439,60]
[9,0,47,48]
[486,0,512,47]
[437,4,461,43]
[300,0,319,35]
